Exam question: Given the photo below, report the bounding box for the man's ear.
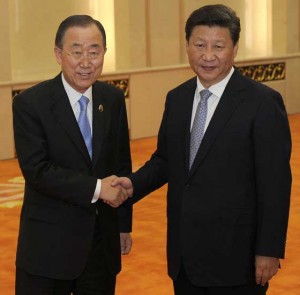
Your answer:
[54,47,62,65]
[233,42,239,57]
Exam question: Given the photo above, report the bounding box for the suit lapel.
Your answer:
[188,70,246,178]
[50,75,92,165]
[91,84,105,167]
[183,78,198,173]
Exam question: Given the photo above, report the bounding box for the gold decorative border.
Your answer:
[12,79,130,99]
[237,62,285,82]
[105,79,129,98]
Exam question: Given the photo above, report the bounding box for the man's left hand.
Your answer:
[255,255,280,286]
[120,233,132,255]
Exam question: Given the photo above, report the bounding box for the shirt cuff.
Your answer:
[92,179,101,203]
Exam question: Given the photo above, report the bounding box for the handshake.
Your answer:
[98,176,133,207]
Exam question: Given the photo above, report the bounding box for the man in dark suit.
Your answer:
[113,5,292,295]
[13,15,132,295]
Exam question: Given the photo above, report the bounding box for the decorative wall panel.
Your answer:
[237,62,285,82]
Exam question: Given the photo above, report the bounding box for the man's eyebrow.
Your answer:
[70,43,100,48]
[70,43,82,48]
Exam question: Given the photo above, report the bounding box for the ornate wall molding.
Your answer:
[11,79,130,100]
[237,62,285,82]
[105,79,129,98]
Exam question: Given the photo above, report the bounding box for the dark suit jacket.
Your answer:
[130,69,292,286]
[13,74,132,280]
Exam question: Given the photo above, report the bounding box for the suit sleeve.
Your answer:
[253,90,292,258]
[115,93,133,232]
[129,93,169,203]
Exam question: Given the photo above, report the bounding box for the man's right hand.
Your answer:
[99,175,128,207]
[111,177,134,197]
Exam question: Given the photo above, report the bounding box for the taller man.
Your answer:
[113,5,292,295]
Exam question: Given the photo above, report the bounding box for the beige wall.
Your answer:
[7,0,117,81]
[114,0,148,69]
[0,0,12,81]
[128,66,194,138]
[0,0,299,79]
[272,0,300,55]
[113,0,300,69]
[9,0,87,81]
[0,85,14,159]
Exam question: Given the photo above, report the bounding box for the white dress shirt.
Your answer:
[190,67,235,132]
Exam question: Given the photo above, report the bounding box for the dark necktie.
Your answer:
[189,89,212,169]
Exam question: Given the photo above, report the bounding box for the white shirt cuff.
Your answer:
[92,179,101,203]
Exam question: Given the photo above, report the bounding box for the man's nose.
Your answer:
[202,47,216,61]
[79,55,91,67]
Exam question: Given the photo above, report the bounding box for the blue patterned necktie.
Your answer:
[189,89,212,169]
[78,95,92,159]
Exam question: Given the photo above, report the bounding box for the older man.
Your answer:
[13,15,132,295]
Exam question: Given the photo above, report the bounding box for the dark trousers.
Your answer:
[173,265,268,295]
[15,219,116,295]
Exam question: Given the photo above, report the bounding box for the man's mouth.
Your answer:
[201,66,215,71]
[78,73,91,77]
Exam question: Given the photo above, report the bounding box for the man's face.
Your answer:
[186,25,238,88]
[54,24,106,93]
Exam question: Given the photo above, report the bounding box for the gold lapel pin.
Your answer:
[98,104,104,112]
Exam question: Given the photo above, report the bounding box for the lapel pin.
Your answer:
[98,104,104,112]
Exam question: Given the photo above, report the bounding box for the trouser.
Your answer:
[173,265,268,295]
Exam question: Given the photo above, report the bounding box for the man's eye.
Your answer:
[89,52,99,58]
[72,52,82,58]
[215,45,224,50]
[195,44,205,50]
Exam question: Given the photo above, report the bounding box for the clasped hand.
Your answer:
[99,176,133,208]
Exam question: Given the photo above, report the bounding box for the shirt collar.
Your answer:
[61,73,93,106]
[196,67,234,98]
